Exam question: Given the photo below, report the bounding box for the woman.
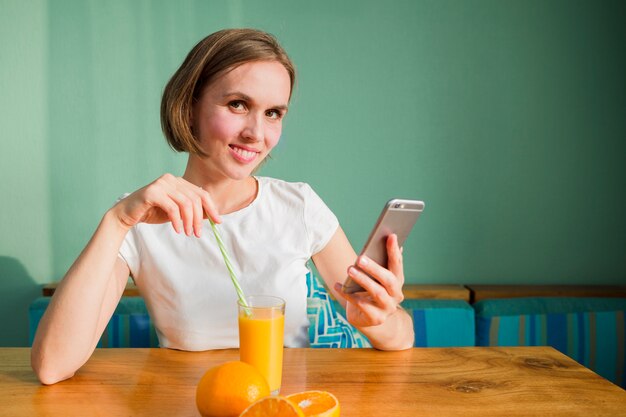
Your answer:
[31,28,414,385]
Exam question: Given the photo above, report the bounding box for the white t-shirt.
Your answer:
[118,176,339,350]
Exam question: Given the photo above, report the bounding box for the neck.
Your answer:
[182,155,257,215]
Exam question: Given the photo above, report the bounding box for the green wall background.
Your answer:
[1,0,625,346]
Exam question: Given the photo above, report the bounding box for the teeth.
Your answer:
[232,146,256,160]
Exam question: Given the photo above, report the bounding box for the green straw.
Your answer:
[208,218,248,307]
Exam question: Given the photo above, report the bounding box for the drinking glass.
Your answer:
[238,295,285,395]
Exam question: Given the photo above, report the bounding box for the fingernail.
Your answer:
[358,256,369,266]
[349,266,357,276]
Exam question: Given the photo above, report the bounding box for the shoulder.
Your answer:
[256,176,335,222]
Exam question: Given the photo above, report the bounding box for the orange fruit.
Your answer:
[286,391,340,417]
[196,361,270,417]
[239,396,305,417]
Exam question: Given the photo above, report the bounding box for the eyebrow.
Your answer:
[223,91,289,111]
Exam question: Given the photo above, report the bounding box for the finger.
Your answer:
[345,294,387,326]
[168,190,195,236]
[386,234,405,285]
[346,266,391,306]
[177,181,205,238]
[150,174,191,234]
[354,256,403,301]
[334,283,367,312]
[158,198,183,234]
[174,177,210,237]
[191,193,204,238]
[346,286,400,322]
[174,178,221,234]
[335,282,359,303]
[333,282,347,297]
[197,188,222,224]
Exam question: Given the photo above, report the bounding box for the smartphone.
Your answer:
[341,199,425,294]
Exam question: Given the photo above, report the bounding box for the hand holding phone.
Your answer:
[341,199,424,294]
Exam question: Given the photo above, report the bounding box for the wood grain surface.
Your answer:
[402,284,470,301]
[468,285,626,303]
[1,347,625,416]
[41,283,471,301]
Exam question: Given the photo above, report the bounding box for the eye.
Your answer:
[229,100,246,112]
[265,109,284,120]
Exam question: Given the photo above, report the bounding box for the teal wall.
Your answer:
[1,0,624,346]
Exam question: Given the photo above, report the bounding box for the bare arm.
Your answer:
[31,213,131,384]
[312,227,414,350]
[31,174,221,384]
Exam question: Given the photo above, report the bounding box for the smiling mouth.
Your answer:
[229,145,259,162]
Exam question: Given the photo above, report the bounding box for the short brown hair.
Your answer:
[160,28,296,156]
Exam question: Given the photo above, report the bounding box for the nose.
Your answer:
[241,113,263,143]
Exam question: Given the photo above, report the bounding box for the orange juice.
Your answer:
[238,296,285,394]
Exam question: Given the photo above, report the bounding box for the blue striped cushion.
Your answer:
[97,297,159,347]
[402,299,475,347]
[29,297,159,348]
[475,297,626,388]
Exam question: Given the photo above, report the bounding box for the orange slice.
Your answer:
[239,396,305,417]
[286,391,340,417]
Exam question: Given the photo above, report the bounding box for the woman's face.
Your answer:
[191,60,291,180]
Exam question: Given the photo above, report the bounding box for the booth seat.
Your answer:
[29,280,626,387]
[29,296,158,348]
[30,273,475,349]
[474,297,626,388]
[402,299,475,347]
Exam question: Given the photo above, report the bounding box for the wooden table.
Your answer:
[1,347,625,416]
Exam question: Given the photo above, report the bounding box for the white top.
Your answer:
[118,176,339,350]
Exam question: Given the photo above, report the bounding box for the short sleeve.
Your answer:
[302,184,339,255]
[118,228,140,279]
[115,193,140,278]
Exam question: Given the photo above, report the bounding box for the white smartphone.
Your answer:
[341,199,425,294]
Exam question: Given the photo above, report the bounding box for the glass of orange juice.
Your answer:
[238,295,285,395]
